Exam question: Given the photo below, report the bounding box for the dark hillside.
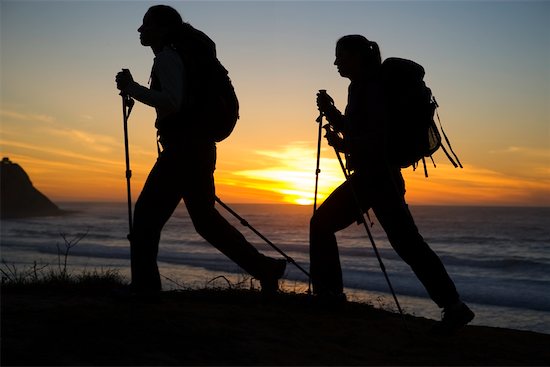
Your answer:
[2,285,549,366]
[0,157,64,219]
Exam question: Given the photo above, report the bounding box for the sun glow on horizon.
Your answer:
[216,142,344,205]
[214,142,550,207]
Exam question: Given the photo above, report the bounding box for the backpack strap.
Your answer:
[422,157,428,177]
[440,145,459,168]
[429,155,437,168]
[434,97,463,168]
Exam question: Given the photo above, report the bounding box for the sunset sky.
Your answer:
[1,1,549,206]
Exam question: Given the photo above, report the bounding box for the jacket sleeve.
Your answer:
[125,49,186,119]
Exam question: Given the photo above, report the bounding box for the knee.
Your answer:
[312,201,335,226]
[310,213,318,230]
[192,216,214,239]
[310,212,334,248]
[190,207,222,239]
[133,196,158,232]
[132,209,160,239]
[310,212,324,235]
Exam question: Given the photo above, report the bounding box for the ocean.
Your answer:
[1,202,549,334]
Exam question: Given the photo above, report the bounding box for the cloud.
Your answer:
[489,146,550,159]
[79,115,94,121]
[403,163,550,206]
[46,128,120,154]
[1,107,120,154]
[0,109,56,124]
[0,139,121,168]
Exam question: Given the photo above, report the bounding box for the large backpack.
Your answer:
[381,57,462,176]
[179,26,239,142]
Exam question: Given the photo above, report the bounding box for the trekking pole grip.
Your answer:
[316,89,327,123]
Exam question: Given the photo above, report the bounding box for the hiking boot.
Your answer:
[434,301,475,335]
[259,258,286,294]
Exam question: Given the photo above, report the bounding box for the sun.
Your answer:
[224,142,344,205]
[295,198,313,206]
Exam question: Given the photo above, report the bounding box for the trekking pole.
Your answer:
[324,123,408,330]
[313,90,326,213]
[311,89,329,294]
[121,89,135,235]
[214,196,311,280]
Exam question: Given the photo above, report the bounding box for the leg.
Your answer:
[370,171,460,308]
[130,154,182,292]
[185,196,282,279]
[377,201,474,332]
[310,178,360,295]
[182,145,284,281]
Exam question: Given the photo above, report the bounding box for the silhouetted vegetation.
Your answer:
[1,232,126,291]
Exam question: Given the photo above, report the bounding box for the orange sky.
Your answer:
[4,136,548,207]
[1,1,549,207]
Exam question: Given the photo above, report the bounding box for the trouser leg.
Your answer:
[370,173,460,308]
[310,179,359,295]
[130,156,182,292]
[186,197,274,279]
[182,148,275,280]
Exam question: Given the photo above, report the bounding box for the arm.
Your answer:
[116,49,185,118]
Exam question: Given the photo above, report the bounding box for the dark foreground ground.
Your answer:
[2,284,549,366]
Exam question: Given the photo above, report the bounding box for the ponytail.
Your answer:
[337,35,382,68]
[367,40,382,66]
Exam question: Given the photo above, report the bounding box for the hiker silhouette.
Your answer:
[115,5,285,295]
[311,35,474,333]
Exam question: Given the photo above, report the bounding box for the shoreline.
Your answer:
[2,284,549,366]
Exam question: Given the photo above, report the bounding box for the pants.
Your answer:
[130,142,272,291]
[310,168,459,308]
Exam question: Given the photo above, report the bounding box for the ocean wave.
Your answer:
[438,255,550,275]
[330,268,550,312]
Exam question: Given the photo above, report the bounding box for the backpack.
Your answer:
[179,26,239,142]
[381,57,462,176]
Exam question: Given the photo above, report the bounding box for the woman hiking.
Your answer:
[311,35,474,334]
[115,5,285,295]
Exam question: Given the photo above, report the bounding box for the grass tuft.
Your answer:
[1,232,127,291]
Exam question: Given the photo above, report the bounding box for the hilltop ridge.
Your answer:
[0,157,65,219]
[2,284,549,366]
